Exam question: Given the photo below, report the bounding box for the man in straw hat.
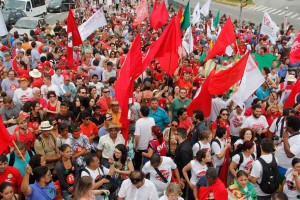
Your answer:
[34,121,60,171]
[97,123,125,168]
[107,100,122,127]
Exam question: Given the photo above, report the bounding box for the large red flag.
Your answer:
[115,33,142,141]
[289,31,300,64]
[0,117,14,154]
[208,52,250,95]
[205,17,236,61]
[135,0,149,24]
[150,0,169,30]
[142,17,181,76]
[284,78,300,108]
[66,9,82,71]
[187,69,216,117]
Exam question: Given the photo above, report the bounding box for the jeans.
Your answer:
[62,190,72,200]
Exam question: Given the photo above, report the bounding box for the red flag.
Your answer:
[289,31,300,64]
[115,33,142,141]
[284,78,300,108]
[205,17,236,61]
[0,116,14,154]
[218,149,230,185]
[150,0,169,30]
[12,46,17,71]
[187,69,216,117]
[135,0,149,24]
[66,9,82,71]
[208,52,250,95]
[142,17,181,76]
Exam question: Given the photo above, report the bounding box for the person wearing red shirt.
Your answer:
[29,87,47,110]
[13,116,35,151]
[97,87,113,115]
[0,155,22,194]
[175,68,193,98]
[237,39,247,55]
[266,105,282,137]
[80,111,98,138]
[211,108,231,138]
[29,68,44,88]
[177,107,194,139]
[42,61,54,76]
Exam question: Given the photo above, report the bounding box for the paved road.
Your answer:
[171,0,300,30]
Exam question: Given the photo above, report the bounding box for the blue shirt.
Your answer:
[256,86,270,100]
[98,126,109,138]
[149,107,170,131]
[28,182,56,200]
[278,65,288,78]
[7,151,34,176]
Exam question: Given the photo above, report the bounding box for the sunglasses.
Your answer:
[103,91,110,93]
[130,178,142,184]
[221,113,229,116]
[84,118,90,121]
[81,92,87,94]
[53,123,58,126]
[70,126,80,132]
[171,124,178,128]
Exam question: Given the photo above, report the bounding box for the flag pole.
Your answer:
[12,140,27,163]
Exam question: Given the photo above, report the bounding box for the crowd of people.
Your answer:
[0,0,299,199]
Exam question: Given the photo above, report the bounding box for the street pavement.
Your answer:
[171,0,300,30]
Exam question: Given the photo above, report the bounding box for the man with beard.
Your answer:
[13,115,35,151]
[190,110,207,146]
[21,165,56,199]
[149,97,170,131]
[241,104,268,157]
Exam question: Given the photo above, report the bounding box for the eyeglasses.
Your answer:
[84,118,90,121]
[70,126,80,132]
[171,124,178,128]
[103,91,110,93]
[130,178,142,184]
[221,113,229,116]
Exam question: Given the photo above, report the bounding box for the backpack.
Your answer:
[235,152,255,170]
[211,138,221,156]
[8,150,34,166]
[275,117,284,137]
[257,155,279,194]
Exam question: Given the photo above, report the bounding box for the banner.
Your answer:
[78,9,107,41]
[135,0,149,24]
[0,11,7,37]
[260,12,279,44]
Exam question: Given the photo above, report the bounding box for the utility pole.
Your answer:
[284,6,288,31]
[239,0,247,24]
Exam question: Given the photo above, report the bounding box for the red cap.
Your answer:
[19,111,29,119]
[64,75,70,80]
[0,45,10,51]
[182,67,193,74]
[60,56,67,61]
[43,61,50,66]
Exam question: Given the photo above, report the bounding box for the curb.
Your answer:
[213,0,240,6]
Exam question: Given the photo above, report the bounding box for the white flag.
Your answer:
[182,26,194,54]
[78,9,107,41]
[0,11,7,37]
[260,11,279,44]
[200,0,211,17]
[106,0,113,7]
[231,55,265,108]
[192,2,201,25]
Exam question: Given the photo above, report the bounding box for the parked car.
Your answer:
[47,0,74,13]
[2,9,27,30]
[9,17,46,36]
[4,0,47,18]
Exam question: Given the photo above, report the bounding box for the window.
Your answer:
[26,2,31,11]
[15,12,23,20]
[31,0,45,7]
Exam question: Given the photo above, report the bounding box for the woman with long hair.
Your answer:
[49,118,59,138]
[45,91,61,118]
[163,118,179,157]
[0,182,18,200]
[234,128,257,155]
[142,126,166,159]
[228,170,257,200]
[109,144,134,187]
[182,149,214,200]
[211,108,230,138]
[57,122,70,148]
[73,176,109,200]
[28,101,43,132]
[55,144,80,200]
[88,86,99,103]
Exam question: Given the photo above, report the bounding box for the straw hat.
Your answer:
[39,121,53,131]
[29,69,42,78]
[106,123,120,131]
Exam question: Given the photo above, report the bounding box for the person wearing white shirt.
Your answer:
[134,105,155,170]
[283,158,300,200]
[209,96,226,125]
[51,68,64,87]
[241,104,269,138]
[13,78,33,105]
[89,74,104,96]
[249,138,279,198]
[142,154,182,197]
[275,116,300,178]
[118,170,158,200]
[41,74,61,100]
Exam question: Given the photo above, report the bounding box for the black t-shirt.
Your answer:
[55,111,75,125]
[90,114,105,127]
